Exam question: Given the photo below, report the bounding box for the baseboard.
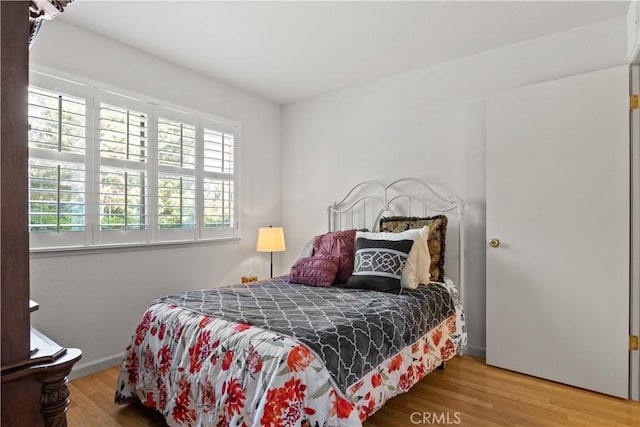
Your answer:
[463,345,486,359]
[69,352,123,380]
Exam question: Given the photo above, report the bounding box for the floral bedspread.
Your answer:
[155,278,455,394]
[115,282,465,426]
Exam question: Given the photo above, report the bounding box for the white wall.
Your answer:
[27,15,629,375]
[281,17,628,357]
[29,21,283,377]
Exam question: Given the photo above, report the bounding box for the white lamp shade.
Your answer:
[256,227,286,252]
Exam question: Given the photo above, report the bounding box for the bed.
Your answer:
[114,178,467,426]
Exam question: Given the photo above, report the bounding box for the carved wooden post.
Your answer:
[40,372,72,427]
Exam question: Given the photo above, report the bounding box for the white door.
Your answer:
[486,65,630,398]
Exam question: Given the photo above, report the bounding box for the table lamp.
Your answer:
[256,226,286,278]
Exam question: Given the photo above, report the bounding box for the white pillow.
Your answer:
[356,227,431,289]
[298,238,314,259]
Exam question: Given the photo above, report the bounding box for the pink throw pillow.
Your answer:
[312,229,356,284]
[288,255,340,287]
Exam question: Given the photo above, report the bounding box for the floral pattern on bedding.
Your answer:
[157,278,455,394]
[115,301,460,427]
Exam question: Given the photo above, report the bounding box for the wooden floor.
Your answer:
[67,356,640,426]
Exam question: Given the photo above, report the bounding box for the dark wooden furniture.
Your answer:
[1,2,80,426]
[2,0,31,373]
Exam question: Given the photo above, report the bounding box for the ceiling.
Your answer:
[60,1,630,104]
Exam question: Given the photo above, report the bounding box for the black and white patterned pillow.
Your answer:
[345,237,414,293]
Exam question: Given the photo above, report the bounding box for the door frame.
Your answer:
[631,65,640,401]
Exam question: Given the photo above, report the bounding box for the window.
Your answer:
[156,112,198,241]
[96,95,151,245]
[28,83,88,248]
[202,124,235,237]
[158,174,196,229]
[28,86,85,154]
[28,160,85,232]
[158,117,196,169]
[99,167,147,231]
[27,73,239,249]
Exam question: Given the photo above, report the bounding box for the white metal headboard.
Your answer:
[327,177,465,301]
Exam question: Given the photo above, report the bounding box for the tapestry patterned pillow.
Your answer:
[379,215,448,282]
[345,237,414,293]
[356,227,430,289]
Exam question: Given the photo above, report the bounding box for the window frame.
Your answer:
[28,70,241,252]
[95,91,151,245]
[156,107,199,242]
[28,73,92,249]
[200,117,238,240]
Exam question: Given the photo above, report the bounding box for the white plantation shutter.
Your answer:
[28,73,239,249]
[29,87,85,154]
[158,174,196,229]
[29,160,85,232]
[203,178,234,228]
[99,104,148,162]
[201,119,237,239]
[158,117,196,169]
[27,82,89,248]
[204,128,234,174]
[97,94,150,244]
[99,167,147,231]
[156,110,199,241]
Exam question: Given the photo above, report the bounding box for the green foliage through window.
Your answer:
[99,167,147,231]
[29,160,85,232]
[159,174,195,229]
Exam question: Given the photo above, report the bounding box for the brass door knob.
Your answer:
[489,239,500,248]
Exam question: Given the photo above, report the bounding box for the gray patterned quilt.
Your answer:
[158,277,456,394]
